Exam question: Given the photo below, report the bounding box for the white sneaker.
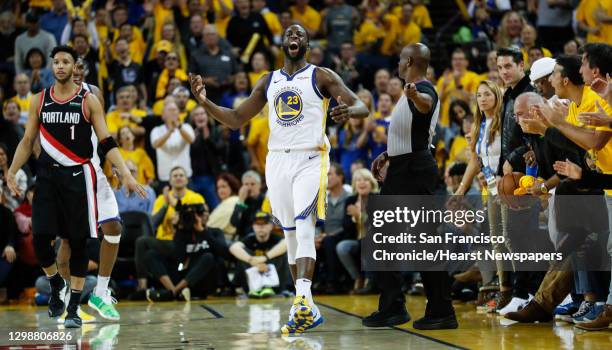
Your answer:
[498,296,530,316]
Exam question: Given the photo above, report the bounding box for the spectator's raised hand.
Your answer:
[553,159,583,180]
[590,74,611,104]
[238,185,250,202]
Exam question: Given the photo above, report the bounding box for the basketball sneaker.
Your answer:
[90,324,121,349]
[260,287,275,298]
[281,296,324,335]
[57,307,96,324]
[48,277,67,318]
[553,295,581,321]
[64,304,82,328]
[573,302,604,324]
[89,290,120,321]
[566,301,595,324]
[498,294,532,316]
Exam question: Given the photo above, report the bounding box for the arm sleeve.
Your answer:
[545,127,583,153]
[578,171,612,190]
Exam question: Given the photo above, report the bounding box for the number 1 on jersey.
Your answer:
[70,125,75,140]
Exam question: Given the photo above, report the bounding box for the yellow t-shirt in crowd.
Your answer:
[262,10,282,38]
[290,5,321,34]
[29,0,52,9]
[10,93,32,117]
[246,111,270,172]
[413,4,433,29]
[565,86,612,193]
[354,14,400,55]
[105,108,147,134]
[576,0,605,43]
[398,21,422,48]
[248,70,269,89]
[119,148,156,185]
[598,0,612,44]
[152,99,197,121]
[153,190,205,240]
[436,71,480,127]
[445,135,470,169]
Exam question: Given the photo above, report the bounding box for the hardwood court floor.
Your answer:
[0,295,610,349]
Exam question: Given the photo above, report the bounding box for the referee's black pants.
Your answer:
[375,150,454,317]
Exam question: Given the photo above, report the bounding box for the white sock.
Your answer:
[95,276,110,297]
[295,278,313,305]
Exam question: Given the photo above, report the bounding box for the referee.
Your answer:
[365,44,458,330]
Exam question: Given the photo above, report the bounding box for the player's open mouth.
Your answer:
[288,42,299,55]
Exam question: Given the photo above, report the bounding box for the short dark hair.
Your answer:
[72,33,89,44]
[528,46,544,54]
[556,55,584,86]
[580,43,612,77]
[24,47,46,70]
[330,162,345,181]
[497,47,523,64]
[452,47,468,58]
[50,45,78,62]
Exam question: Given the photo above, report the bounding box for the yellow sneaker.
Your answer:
[57,307,96,324]
[281,295,314,335]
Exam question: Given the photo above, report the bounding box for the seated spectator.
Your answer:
[443,99,472,152]
[9,74,32,126]
[248,52,270,88]
[208,173,241,241]
[446,115,474,170]
[387,77,403,104]
[0,198,18,303]
[339,118,369,182]
[520,24,552,69]
[144,40,172,104]
[15,12,56,74]
[230,211,288,297]
[246,106,269,175]
[315,163,350,293]
[133,166,205,296]
[151,101,195,185]
[496,10,524,48]
[113,126,156,185]
[190,106,223,208]
[371,68,390,106]
[476,50,501,86]
[145,202,230,301]
[220,72,250,109]
[153,86,197,122]
[155,51,188,100]
[231,171,265,240]
[24,48,54,93]
[2,101,24,139]
[0,143,27,211]
[374,93,393,120]
[114,160,156,214]
[337,168,379,293]
[563,39,580,56]
[107,38,146,106]
[105,86,146,138]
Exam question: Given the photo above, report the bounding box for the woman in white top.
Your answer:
[455,80,510,307]
[207,173,241,242]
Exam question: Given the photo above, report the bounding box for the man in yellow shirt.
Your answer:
[105,86,146,138]
[436,48,479,127]
[290,0,321,37]
[397,4,421,51]
[133,166,205,294]
[10,74,33,126]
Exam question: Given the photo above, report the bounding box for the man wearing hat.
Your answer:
[144,40,174,104]
[14,12,57,74]
[230,211,288,298]
[530,57,557,100]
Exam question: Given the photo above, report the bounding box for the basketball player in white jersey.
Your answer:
[190,24,369,334]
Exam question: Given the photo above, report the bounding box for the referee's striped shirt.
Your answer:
[387,81,440,156]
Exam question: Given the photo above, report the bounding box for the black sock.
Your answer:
[48,273,64,290]
[68,289,81,314]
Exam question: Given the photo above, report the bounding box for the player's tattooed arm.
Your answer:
[7,92,42,197]
[316,67,369,123]
[88,94,147,198]
[189,72,268,129]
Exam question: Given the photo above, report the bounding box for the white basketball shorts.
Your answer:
[265,149,329,231]
[93,162,120,226]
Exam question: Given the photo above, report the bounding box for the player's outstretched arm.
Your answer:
[316,67,369,123]
[7,92,42,197]
[189,73,267,129]
[87,93,147,198]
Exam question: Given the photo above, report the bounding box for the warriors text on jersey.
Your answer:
[38,85,93,166]
[265,64,330,151]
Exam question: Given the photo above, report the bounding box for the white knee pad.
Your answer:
[284,230,297,264]
[103,234,121,244]
[295,217,316,260]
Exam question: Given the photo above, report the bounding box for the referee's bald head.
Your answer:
[400,43,430,73]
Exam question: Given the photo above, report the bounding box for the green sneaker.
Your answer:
[88,290,120,321]
[260,287,275,298]
[90,324,120,348]
[248,289,263,299]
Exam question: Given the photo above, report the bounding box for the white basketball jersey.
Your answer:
[265,64,330,151]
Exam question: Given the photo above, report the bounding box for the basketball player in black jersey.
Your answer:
[6,46,145,328]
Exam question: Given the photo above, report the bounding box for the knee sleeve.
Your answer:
[101,222,122,244]
[284,230,297,264]
[68,238,88,278]
[295,217,316,260]
[33,234,56,268]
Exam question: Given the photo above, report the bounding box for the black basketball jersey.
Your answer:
[38,85,93,166]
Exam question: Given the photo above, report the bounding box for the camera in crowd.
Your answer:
[175,201,207,231]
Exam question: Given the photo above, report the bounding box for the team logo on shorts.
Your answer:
[274,89,304,127]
